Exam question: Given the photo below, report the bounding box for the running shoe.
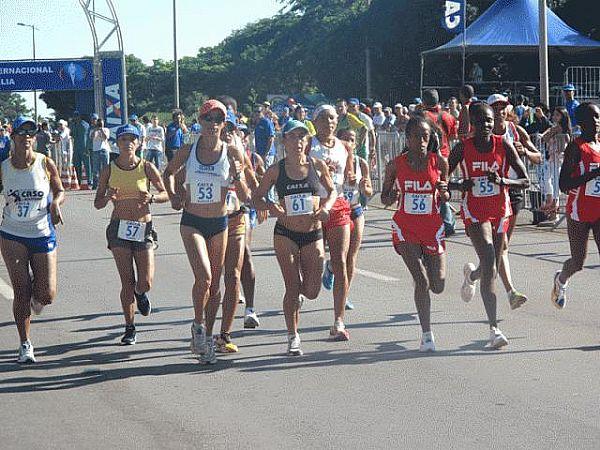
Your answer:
[30,297,45,315]
[419,331,436,352]
[199,338,217,365]
[461,263,478,303]
[214,333,239,353]
[329,320,350,341]
[244,309,260,328]
[121,325,137,345]
[485,327,509,349]
[134,291,152,316]
[551,271,568,309]
[508,290,528,310]
[190,322,208,355]
[345,299,355,310]
[17,340,35,364]
[322,261,334,291]
[287,333,303,356]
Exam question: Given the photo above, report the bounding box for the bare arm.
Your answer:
[143,161,169,204]
[358,157,373,197]
[559,141,600,193]
[162,144,192,210]
[228,143,251,203]
[494,138,529,190]
[314,158,336,215]
[516,125,542,165]
[380,160,398,206]
[436,154,450,202]
[46,157,65,225]
[94,165,117,209]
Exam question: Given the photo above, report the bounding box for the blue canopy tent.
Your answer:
[420,0,600,93]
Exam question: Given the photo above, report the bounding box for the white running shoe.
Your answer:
[461,263,478,303]
[30,298,45,315]
[17,340,36,364]
[199,338,217,365]
[244,309,260,328]
[419,331,436,352]
[486,327,509,349]
[551,271,568,309]
[287,333,303,356]
[190,322,208,355]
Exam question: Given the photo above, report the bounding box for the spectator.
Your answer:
[165,109,188,162]
[57,119,72,170]
[518,97,533,129]
[293,105,316,135]
[458,84,475,137]
[382,107,396,131]
[448,96,460,119]
[279,107,291,128]
[348,98,376,162]
[129,114,147,157]
[146,115,165,171]
[562,84,580,128]
[71,111,90,185]
[371,102,385,129]
[469,62,483,83]
[526,103,551,135]
[91,118,111,189]
[254,107,276,165]
[394,104,409,133]
[0,125,11,162]
[35,121,54,158]
[86,113,99,161]
[514,95,527,122]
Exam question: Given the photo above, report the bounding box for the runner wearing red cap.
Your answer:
[552,102,600,309]
[448,102,529,349]
[163,99,250,364]
[381,116,448,352]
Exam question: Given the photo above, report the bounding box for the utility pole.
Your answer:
[17,22,38,120]
[539,0,549,105]
[173,0,180,109]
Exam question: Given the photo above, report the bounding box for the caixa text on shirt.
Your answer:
[7,190,45,203]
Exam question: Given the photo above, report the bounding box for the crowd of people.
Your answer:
[1,86,598,364]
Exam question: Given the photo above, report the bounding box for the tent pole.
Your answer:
[420,53,424,96]
[462,1,467,86]
[539,0,549,105]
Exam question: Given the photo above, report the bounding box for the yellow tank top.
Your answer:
[108,160,148,199]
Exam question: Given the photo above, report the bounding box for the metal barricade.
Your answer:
[564,66,600,102]
[373,131,405,192]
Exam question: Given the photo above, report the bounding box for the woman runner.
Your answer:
[338,129,373,311]
[163,99,249,364]
[310,105,354,341]
[0,116,65,363]
[381,116,448,352]
[448,102,529,349]
[254,119,336,356]
[94,124,168,345]
[552,103,600,308]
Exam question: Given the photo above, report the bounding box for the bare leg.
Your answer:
[422,251,446,295]
[559,218,592,284]
[326,224,351,323]
[110,247,136,325]
[274,234,301,334]
[220,232,245,335]
[498,214,518,293]
[133,247,154,295]
[30,250,58,305]
[346,214,365,296]
[203,231,228,336]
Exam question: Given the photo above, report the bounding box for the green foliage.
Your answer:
[0,93,32,121]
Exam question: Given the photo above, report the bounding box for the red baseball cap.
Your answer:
[199,99,227,118]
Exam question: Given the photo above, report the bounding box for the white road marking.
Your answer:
[355,268,400,282]
[0,275,13,299]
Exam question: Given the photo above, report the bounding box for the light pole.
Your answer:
[17,22,38,120]
[173,0,180,109]
[538,0,549,105]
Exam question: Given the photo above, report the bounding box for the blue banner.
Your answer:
[442,0,465,34]
[0,59,93,92]
[101,57,126,135]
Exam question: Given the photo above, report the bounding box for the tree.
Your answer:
[0,93,31,121]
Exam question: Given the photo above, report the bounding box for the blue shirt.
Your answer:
[0,136,10,162]
[166,122,184,149]
[566,99,580,127]
[254,117,275,157]
[190,123,201,133]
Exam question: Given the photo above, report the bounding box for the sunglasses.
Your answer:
[201,114,225,124]
[14,129,37,137]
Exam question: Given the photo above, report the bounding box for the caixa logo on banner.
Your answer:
[442,0,464,34]
[101,57,126,136]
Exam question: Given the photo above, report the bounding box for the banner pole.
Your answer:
[462,1,467,86]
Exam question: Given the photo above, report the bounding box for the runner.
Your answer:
[94,124,168,345]
[381,115,448,352]
[448,102,529,349]
[461,94,541,310]
[552,102,600,308]
[0,116,65,363]
[163,99,250,364]
[338,129,373,310]
[253,119,336,355]
[205,112,258,352]
[310,105,354,341]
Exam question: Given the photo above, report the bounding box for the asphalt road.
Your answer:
[1,191,599,449]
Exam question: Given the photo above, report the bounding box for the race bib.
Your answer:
[117,220,146,242]
[190,179,220,204]
[585,177,600,197]
[284,193,313,216]
[472,176,500,198]
[403,193,433,215]
[343,186,359,206]
[10,201,37,221]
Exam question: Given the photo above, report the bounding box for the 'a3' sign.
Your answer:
[442,0,464,34]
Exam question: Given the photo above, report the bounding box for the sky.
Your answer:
[0,0,283,116]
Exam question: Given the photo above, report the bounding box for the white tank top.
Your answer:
[343,156,363,207]
[1,155,54,238]
[310,136,347,196]
[185,139,230,205]
[502,122,519,179]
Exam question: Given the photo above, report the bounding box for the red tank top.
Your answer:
[460,135,511,221]
[566,138,600,222]
[392,152,442,229]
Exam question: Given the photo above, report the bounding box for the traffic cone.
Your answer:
[80,165,90,190]
[61,166,71,190]
[70,167,80,190]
